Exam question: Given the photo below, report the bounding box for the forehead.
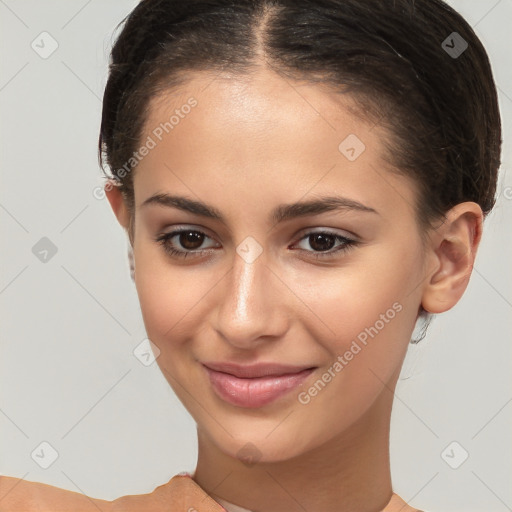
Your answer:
[144,68,374,148]
[135,69,418,223]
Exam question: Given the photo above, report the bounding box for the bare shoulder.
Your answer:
[0,474,112,511]
[385,492,427,512]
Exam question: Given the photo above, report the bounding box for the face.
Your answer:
[119,68,429,462]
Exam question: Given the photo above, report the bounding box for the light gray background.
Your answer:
[0,1,511,511]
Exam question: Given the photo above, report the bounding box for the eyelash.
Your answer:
[154,228,358,261]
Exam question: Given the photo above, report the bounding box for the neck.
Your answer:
[193,377,398,512]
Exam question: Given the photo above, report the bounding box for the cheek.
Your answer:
[297,241,423,364]
[133,252,219,356]
[291,260,420,439]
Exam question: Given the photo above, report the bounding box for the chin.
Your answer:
[203,422,316,465]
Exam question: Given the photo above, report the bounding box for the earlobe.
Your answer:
[421,202,483,314]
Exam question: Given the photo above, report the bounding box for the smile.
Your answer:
[202,364,316,408]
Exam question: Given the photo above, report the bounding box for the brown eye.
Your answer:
[179,230,206,250]
[155,228,219,259]
[155,227,357,261]
[307,233,337,252]
[293,230,358,260]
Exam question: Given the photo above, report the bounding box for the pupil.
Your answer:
[177,232,336,252]
[180,231,204,249]
[310,233,335,251]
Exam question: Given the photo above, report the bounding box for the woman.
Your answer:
[0,0,502,510]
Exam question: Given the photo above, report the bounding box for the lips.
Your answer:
[202,361,316,408]
[202,361,315,378]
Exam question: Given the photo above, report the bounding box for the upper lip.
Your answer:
[202,361,316,378]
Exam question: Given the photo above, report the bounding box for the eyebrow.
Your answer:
[140,193,378,225]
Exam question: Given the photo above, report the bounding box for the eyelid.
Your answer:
[165,226,220,247]
[160,224,218,241]
[156,224,361,263]
[293,226,359,242]
[161,225,358,245]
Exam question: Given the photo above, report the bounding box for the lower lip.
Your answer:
[203,365,316,408]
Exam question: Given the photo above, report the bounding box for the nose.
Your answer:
[214,248,289,349]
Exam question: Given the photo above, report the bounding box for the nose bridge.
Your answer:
[231,235,266,314]
[228,257,258,320]
[215,240,287,346]
[225,235,266,317]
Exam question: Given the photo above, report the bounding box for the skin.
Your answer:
[106,67,482,512]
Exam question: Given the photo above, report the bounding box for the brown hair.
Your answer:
[98,0,502,340]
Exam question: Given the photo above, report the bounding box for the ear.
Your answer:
[421,202,483,314]
[105,180,132,244]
